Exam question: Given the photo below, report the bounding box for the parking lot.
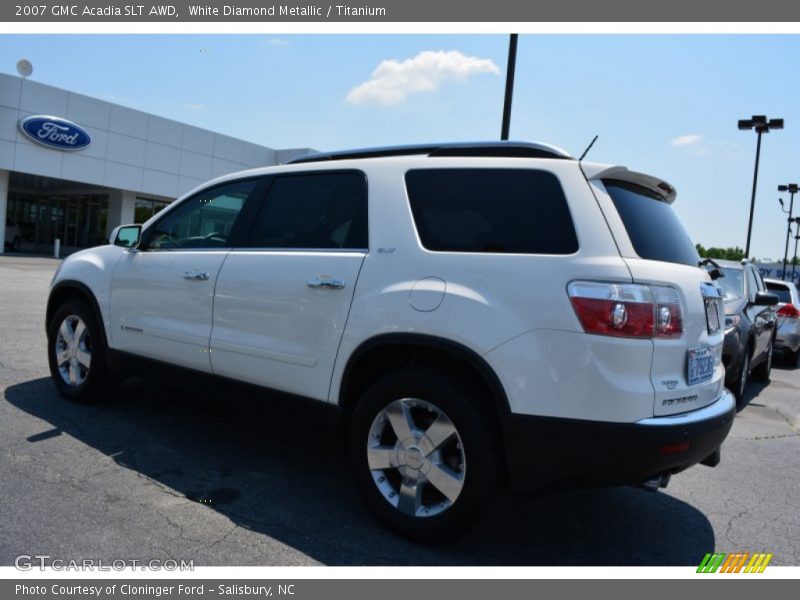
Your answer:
[1,254,799,566]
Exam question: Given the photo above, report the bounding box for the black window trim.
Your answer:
[404,166,579,256]
[240,168,370,252]
[137,176,267,252]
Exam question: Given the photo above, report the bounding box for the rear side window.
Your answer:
[249,171,368,249]
[766,281,792,303]
[603,180,699,267]
[405,168,578,254]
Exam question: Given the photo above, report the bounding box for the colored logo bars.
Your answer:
[697,552,773,573]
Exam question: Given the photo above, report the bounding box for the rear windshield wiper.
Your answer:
[699,257,724,280]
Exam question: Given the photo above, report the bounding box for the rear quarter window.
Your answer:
[766,281,792,304]
[404,168,578,254]
[603,180,699,267]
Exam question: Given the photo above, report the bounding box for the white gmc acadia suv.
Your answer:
[46,141,735,541]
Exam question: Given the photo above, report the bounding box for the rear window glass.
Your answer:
[604,180,699,267]
[405,168,578,254]
[719,267,744,299]
[766,281,792,303]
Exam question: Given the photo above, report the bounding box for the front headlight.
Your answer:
[724,315,741,332]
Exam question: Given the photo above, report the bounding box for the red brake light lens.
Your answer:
[777,304,800,318]
[568,282,684,339]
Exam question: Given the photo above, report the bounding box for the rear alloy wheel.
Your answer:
[367,397,466,519]
[349,368,501,543]
[752,339,773,382]
[734,352,749,410]
[48,299,112,403]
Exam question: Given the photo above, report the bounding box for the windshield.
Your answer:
[603,180,700,267]
[718,267,744,299]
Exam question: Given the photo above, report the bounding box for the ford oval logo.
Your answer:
[18,115,91,151]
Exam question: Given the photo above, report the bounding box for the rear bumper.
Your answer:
[503,388,736,492]
[775,324,800,352]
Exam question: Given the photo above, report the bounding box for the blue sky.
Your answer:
[3,34,800,261]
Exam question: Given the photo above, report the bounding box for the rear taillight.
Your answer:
[777,304,800,318]
[568,281,684,339]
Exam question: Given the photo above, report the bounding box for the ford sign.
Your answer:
[18,115,91,151]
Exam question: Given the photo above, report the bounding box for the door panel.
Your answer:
[109,250,229,372]
[210,251,365,400]
[209,169,369,401]
[108,178,260,372]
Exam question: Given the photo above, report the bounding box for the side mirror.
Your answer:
[753,291,779,307]
[111,224,142,248]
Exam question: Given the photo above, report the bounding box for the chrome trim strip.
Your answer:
[700,281,723,298]
[636,388,735,427]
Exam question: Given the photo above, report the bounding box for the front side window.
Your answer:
[249,171,368,249]
[746,266,760,300]
[405,168,578,254]
[134,197,170,225]
[146,179,256,250]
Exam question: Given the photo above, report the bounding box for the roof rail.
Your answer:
[286,141,573,164]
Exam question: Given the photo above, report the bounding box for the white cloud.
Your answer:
[671,134,705,147]
[184,103,208,112]
[346,50,500,107]
[267,38,289,46]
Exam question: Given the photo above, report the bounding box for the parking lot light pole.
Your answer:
[793,218,800,283]
[779,184,799,280]
[500,34,518,141]
[739,115,784,258]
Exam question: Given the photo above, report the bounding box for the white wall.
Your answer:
[0,169,8,253]
[0,72,310,199]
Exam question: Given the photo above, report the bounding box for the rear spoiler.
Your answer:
[580,164,677,204]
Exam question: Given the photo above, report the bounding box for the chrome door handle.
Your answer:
[307,277,346,289]
[183,271,210,281]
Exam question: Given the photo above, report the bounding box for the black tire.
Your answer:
[751,337,773,383]
[733,351,749,411]
[786,348,799,368]
[12,236,21,251]
[47,298,113,403]
[348,367,502,543]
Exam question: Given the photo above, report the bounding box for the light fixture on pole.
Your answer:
[738,115,784,258]
[779,183,798,280]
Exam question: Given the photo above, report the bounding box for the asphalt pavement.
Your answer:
[1,255,799,566]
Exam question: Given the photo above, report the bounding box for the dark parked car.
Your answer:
[716,260,779,408]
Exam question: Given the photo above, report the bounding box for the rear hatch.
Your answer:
[582,164,725,417]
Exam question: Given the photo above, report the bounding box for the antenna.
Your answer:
[16,59,33,78]
[578,135,598,161]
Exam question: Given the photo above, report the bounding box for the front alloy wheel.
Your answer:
[735,352,749,409]
[54,315,92,387]
[367,398,466,518]
[48,298,113,402]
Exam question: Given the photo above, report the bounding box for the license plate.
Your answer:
[687,346,714,386]
[705,299,721,334]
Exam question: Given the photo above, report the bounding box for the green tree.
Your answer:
[695,244,747,261]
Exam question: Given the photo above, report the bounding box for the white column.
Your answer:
[0,169,9,255]
[106,190,137,239]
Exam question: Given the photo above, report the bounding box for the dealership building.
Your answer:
[0,72,311,255]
